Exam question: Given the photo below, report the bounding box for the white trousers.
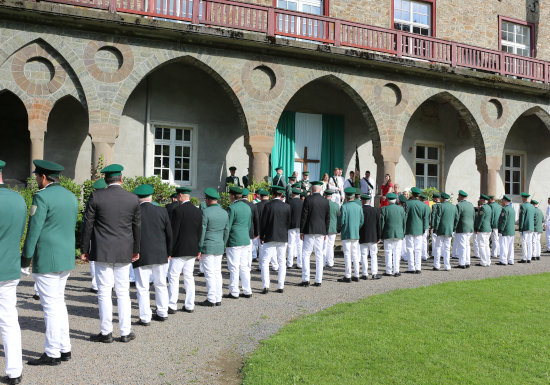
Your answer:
[384,239,402,274]
[287,228,302,268]
[499,235,514,264]
[323,234,336,267]
[0,280,22,379]
[522,231,534,261]
[168,257,196,311]
[451,232,458,258]
[203,255,222,304]
[422,230,429,259]
[434,235,452,270]
[473,233,479,258]
[431,232,437,257]
[342,240,360,278]
[406,235,423,271]
[301,234,325,283]
[129,265,135,283]
[199,257,205,273]
[478,232,491,266]
[456,233,472,266]
[546,225,550,252]
[532,232,541,258]
[134,264,169,322]
[360,242,378,275]
[491,228,500,258]
[95,262,132,336]
[226,245,252,296]
[90,261,98,290]
[261,242,287,289]
[252,238,259,260]
[401,239,408,261]
[33,271,71,358]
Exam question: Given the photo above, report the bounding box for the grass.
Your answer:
[241,274,550,385]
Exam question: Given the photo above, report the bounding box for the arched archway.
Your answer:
[0,90,29,184]
[398,92,485,195]
[117,57,248,192]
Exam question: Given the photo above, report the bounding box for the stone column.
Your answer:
[248,135,274,184]
[89,123,118,172]
[485,156,502,197]
[375,145,401,207]
[26,99,53,174]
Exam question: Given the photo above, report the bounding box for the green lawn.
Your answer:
[242,274,550,385]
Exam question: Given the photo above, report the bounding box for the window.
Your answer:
[501,20,532,57]
[415,145,440,189]
[152,125,194,185]
[504,154,522,196]
[394,0,432,36]
[276,0,324,39]
[277,0,323,15]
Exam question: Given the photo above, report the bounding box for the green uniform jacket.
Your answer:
[199,203,229,255]
[434,201,456,236]
[328,200,340,235]
[300,180,311,193]
[0,186,27,281]
[455,200,475,234]
[354,199,362,206]
[474,203,492,233]
[534,207,544,233]
[339,201,364,240]
[22,183,78,274]
[225,200,252,247]
[489,202,502,229]
[430,203,440,228]
[381,203,406,240]
[404,199,429,236]
[498,204,516,236]
[518,202,535,232]
[272,174,287,188]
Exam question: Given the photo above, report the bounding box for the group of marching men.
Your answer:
[1,158,549,385]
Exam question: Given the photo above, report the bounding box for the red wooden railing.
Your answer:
[35,0,550,84]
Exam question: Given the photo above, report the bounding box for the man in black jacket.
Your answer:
[241,189,259,267]
[81,164,140,343]
[260,186,291,293]
[132,185,172,325]
[165,192,179,220]
[256,189,271,269]
[286,188,303,269]
[299,181,330,287]
[168,187,202,313]
[359,194,381,280]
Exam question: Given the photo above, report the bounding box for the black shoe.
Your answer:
[276,288,284,293]
[215,302,221,306]
[261,288,269,294]
[372,274,381,280]
[27,353,60,366]
[325,265,333,270]
[465,265,471,268]
[120,332,136,343]
[298,281,310,287]
[8,375,21,385]
[130,282,136,288]
[240,293,252,298]
[496,262,507,266]
[90,288,98,294]
[383,273,392,277]
[475,263,483,266]
[394,273,401,277]
[181,308,194,313]
[337,277,351,283]
[197,272,205,277]
[456,265,466,269]
[90,332,113,343]
[312,282,322,287]
[152,313,167,322]
[197,300,215,307]
[223,293,239,299]
[406,270,416,274]
[60,351,71,362]
[527,260,531,263]
[32,294,40,301]
[351,276,359,282]
[360,275,368,280]
[137,320,150,327]
[432,267,439,271]
[518,260,527,263]
[415,270,421,274]
[168,308,176,315]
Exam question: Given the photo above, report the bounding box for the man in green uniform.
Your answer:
[286,175,296,201]
[497,195,516,265]
[224,186,253,299]
[474,194,492,267]
[22,160,78,365]
[272,166,286,188]
[300,171,311,194]
[198,188,229,306]
[430,193,440,258]
[337,187,364,283]
[381,193,406,277]
[488,195,502,260]
[532,200,544,261]
[518,192,535,263]
[323,189,340,269]
[225,166,241,189]
[454,190,475,268]
[432,192,455,271]
[0,160,26,384]
[404,187,429,274]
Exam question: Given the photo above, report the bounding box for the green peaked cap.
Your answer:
[386,192,397,200]
[361,194,371,200]
[344,187,356,196]
[441,192,451,199]
[324,189,335,196]
[458,190,468,197]
[0,160,5,172]
[134,184,154,197]
[242,188,250,196]
[93,179,107,190]
[502,195,511,202]
[176,186,192,194]
[101,164,124,177]
[205,187,220,200]
[399,194,408,203]
[521,192,530,197]
[531,199,539,205]
[33,159,64,176]
[480,194,490,200]
[229,186,243,194]
[411,187,422,196]
[258,189,269,196]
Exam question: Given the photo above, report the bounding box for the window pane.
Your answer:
[416,163,425,176]
[155,145,161,156]
[183,170,190,181]
[162,169,169,180]
[183,160,190,169]
[416,146,425,159]
[175,146,182,157]
[513,156,520,168]
[176,129,182,141]
[155,127,162,139]
[512,171,520,183]
[427,147,438,160]
[163,128,170,139]
[505,169,510,182]
[184,130,191,142]
[505,183,510,195]
[163,157,169,167]
[175,158,182,168]
[417,178,425,190]
[175,170,182,181]
[427,177,438,189]
[154,169,160,176]
[505,155,510,167]
[162,145,169,156]
[154,157,160,167]
[183,147,190,157]
[513,183,520,196]
[427,163,438,177]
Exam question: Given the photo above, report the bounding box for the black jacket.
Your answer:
[256,199,270,233]
[288,197,303,229]
[81,185,141,263]
[171,201,203,257]
[165,201,179,220]
[260,199,291,242]
[359,205,381,244]
[242,199,259,238]
[300,193,330,235]
[133,202,172,268]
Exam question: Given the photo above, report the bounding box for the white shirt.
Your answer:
[343,178,355,189]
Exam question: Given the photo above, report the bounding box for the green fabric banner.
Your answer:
[271,110,296,178]
[320,114,345,178]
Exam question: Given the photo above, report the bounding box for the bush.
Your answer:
[190,197,200,207]
[121,175,175,205]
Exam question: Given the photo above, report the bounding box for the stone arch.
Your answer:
[518,106,550,130]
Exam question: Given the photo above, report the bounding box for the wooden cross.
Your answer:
[295,146,320,172]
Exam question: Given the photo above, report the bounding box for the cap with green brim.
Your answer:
[292,188,302,195]
[531,200,539,205]
[288,176,296,181]
[258,189,269,197]
[441,192,450,200]
[399,195,408,203]
[33,160,64,176]
[271,185,285,193]
[502,195,512,202]
[324,189,334,196]
[300,191,307,197]
[361,194,371,200]
[420,193,427,199]
[311,181,323,186]
[229,166,236,171]
[205,187,220,200]
[458,190,468,197]
[228,186,243,194]
[0,160,5,172]
[386,192,397,200]
[344,187,356,196]
[355,188,362,196]
[521,192,530,197]
[170,193,178,199]
[480,194,490,200]
[488,195,495,199]
[176,187,192,194]
[93,179,107,190]
[411,187,422,196]
[275,166,283,171]
[242,188,250,197]
[134,184,154,197]
[302,171,309,176]
[432,193,440,198]
[101,164,124,177]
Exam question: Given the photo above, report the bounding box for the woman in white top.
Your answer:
[320,173,329,195]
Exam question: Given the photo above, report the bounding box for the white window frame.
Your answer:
[394,0,432,36]
[277,0,323,39]
[146,121,198,188]
[414,143,442,190]
[503,152,524,197]
[501,21,531,58]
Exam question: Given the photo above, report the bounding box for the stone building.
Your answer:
[0,0,549,210]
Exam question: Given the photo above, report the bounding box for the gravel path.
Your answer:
[9,245,550,385]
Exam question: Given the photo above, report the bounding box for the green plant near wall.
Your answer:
[121,175,175,205]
